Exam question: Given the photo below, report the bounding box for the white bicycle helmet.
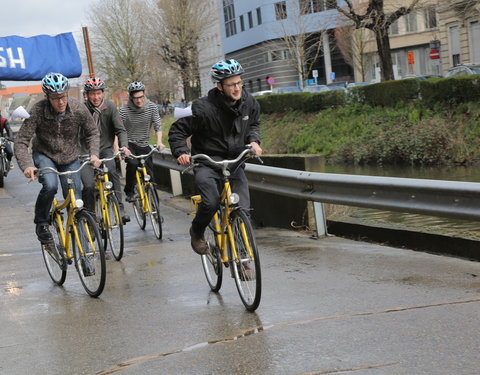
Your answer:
[127,81,145,93]
[42,72,70,95]
[211,59,244,83]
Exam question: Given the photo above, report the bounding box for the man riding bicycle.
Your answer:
[14,72,101,243]
[0,114,14,169]
[80,77,132,224]
[168,58,262,255]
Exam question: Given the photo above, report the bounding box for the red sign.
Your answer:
[429,49,440,60]
[267,77,276,85]
[407,51,415,65]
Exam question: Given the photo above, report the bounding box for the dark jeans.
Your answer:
[32,152,81,225]
[4,140,13,161]
[80,151,125,213]
[192,164,250,235]
[124,142,154,195]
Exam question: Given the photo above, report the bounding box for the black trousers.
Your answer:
[124,142,154,195]
[192,164,250,234]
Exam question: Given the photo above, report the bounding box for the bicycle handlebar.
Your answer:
[36,160,92,177]
[182,146,262,175]
[126,145,159,160]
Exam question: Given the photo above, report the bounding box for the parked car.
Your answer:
[327,81,348,88]
[251,90,273,96]
[303,85,330,93]
[327,86,346,92]
[445,64,480,77]
[401,74,442,80]
[272,86,302,94]
[346,82,371,88]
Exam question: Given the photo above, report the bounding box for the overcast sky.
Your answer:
[1,0,100,86]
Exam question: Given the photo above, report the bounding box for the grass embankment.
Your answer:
[260,102,480,165]
[159,101,480,166]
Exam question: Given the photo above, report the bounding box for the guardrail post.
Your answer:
[311,201,327,237]
[170,169,183,196]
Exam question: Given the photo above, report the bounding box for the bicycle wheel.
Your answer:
[229,209,261,311]
[146,185,162,239]
[41,218,67,286]
[94,191,108,251]
[132,184,146,230]
[105,193,124,260]
[72,210,106,297]
[201,215,223,292]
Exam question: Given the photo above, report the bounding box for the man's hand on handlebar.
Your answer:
[177,153,191,166]
[250,142,262,157]
[24,166,37,181]
[90,155,102,168]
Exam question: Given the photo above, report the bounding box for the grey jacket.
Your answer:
[15,97,99,171]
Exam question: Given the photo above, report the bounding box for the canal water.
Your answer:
[323,164,480,241]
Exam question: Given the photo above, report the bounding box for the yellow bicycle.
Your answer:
[184,147,262,311]
[128,146,163,239]
[92,153,124,260]
[38,161,106,297]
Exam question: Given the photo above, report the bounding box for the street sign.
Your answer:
[312,70,318,78]
[330,72,335,80]
[429,49,440,60]
[267,77,276,85]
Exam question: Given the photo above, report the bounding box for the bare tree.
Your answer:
[145,0,212,102]
[334,0,371,82]
[334,0,421,81]
[266,1,331,88]
[87,0,149,91]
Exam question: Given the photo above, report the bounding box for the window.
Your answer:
[449,25,461,66]
[240,15,245,32]
[274,1,287,20]
[223,0,237,37]
[424,7,437,29]
[257,7,262,25]
[248,11,253,28]
[405,12,417,33]
[470,20,480,63]
[389,19,399,35]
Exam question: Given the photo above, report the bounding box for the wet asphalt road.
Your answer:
[1,161,480,375]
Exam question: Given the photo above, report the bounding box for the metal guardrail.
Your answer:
[153,152,480,222]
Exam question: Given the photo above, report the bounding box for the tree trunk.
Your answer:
[375,29,394,81]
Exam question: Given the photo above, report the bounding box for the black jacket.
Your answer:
[169,88,261,160]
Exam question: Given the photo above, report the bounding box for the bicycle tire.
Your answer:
[0,151,5,187]
[132,184,146,230]
[106,193,124,260]
[41,217,67,286]
[201,215,223,292]
[229,209,262,311]
[146,185,162,239]
[72,210,106,297]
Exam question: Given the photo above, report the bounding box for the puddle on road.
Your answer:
[97,296,480,374]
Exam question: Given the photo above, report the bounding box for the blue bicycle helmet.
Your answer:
[127,81,145,93]
[211,59,244,83]
[42,72,70,95]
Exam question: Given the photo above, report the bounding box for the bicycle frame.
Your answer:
[50,176,96,261]
[135,160,153,214]
[189,148,256,265]
[94,159,118,230]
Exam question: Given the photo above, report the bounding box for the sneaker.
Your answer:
[36,224,53,243]
[238,261,256,281]
[122,215,131,224]
[189,226,208,255]
[9,161,14,169]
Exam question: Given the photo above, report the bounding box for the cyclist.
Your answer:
[0,113,14,169]
[14,72,101,243]
[80,77,132,224]
[119,81,164,202]
[168,58,262,256]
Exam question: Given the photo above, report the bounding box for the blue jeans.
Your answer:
[32,152,81,224]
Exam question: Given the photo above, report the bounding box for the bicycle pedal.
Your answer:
[80,256,96,276]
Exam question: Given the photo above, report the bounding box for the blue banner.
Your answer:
[0,32,82,80]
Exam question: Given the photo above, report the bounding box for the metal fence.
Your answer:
[154,152,480,223]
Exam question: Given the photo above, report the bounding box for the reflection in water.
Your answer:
[324,164,480,240]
